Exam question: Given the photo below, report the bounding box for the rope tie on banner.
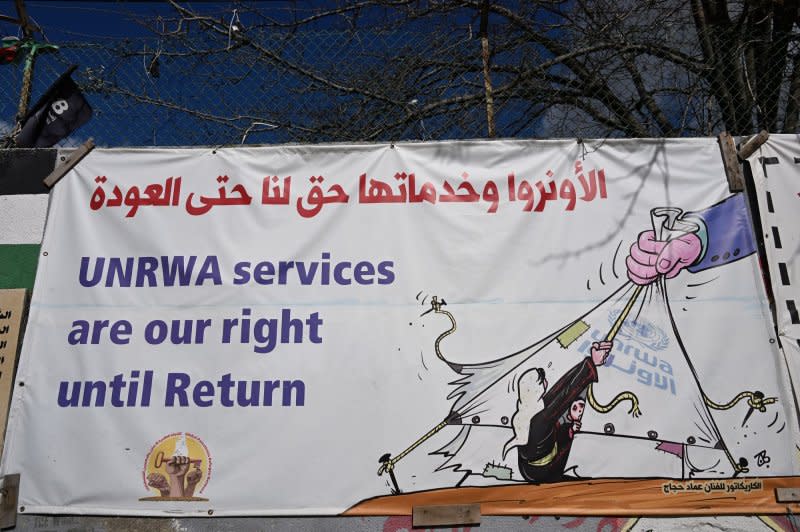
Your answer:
[377,297,459,485]
[377,416,453,476]
[605,284,643,342]
[429,296,456,363]
[587,383,642,417]
[703,390,777,411]
[585,283,645,417]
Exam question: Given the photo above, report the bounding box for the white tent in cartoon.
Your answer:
[378,208,776,492]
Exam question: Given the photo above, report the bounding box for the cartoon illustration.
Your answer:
[504,340,611,483]
[377,201,776,494]
[626,195,756,285]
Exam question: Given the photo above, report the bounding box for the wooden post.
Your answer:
[0,473,20,529]
[717,132,744,192]
[776,487,800,503]
[11,0,36,144]
[43,138,96,187]
[13,0,35,119]
[738,130,770,160]
[413,503,481,527]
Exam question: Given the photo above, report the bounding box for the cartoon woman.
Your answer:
[503,341,612,482]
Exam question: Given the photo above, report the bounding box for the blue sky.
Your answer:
[1,1,176,41]
[1,2,666,146]
[2,2,494,146]
[2,1,172,144]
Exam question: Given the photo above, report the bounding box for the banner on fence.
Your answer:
[2,139,798,516]
[749,135,800,348]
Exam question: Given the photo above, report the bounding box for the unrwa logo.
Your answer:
[607,310,669,351]
[140,432,211,502]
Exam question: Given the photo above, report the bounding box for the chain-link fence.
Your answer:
[1,1,798,147]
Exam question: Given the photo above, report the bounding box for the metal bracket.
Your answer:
[0,474,19,529]
[43,137,95,188]
[776,487,800,503]
[413,503,481,527]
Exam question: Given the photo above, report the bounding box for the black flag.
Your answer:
[15,65,92,148]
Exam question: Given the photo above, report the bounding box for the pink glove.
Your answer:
[626,230,702,285]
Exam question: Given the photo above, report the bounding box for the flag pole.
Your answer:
[12,0,35,140]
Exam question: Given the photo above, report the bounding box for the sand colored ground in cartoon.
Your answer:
[345,476,800,516]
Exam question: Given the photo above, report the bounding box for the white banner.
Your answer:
[2,139,798,515]
[748,135,800,345]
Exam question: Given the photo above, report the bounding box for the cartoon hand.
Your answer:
[573,420,582,432]
[184,466,202,497]
[146,472,170,497]
[626,230,702,285]
[591,341,613,366]
[166,456,191,497]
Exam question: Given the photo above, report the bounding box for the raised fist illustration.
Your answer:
[166,456,191,497]
[146,472,170,497]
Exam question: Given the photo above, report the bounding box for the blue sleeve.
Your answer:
[685,193,756,273]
